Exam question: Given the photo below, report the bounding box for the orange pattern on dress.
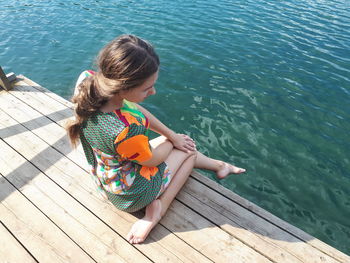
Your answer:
[115,126,129,144]
[122,112,142,126]
[140,166,159,181]
[115,134,152,162]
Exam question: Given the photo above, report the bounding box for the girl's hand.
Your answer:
[170,133,196,153]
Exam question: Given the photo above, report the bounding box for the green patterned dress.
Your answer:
[77,71,171,212]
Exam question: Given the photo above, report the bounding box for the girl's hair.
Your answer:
[66,34,159,147]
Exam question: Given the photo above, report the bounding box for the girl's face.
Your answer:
[120,71,158,103]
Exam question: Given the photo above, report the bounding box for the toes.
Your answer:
[239,168,246,173]
[231,164,245,173]
[135,237,144,244]
[126,232,133,243]
[235,167,246,174]
[130,237,144,244]
[131,236,137,244]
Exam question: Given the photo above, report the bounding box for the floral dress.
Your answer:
[76,71,171,212]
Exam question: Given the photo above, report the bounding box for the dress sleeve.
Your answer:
[114,124,152,163]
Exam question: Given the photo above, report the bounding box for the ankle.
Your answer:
[216,160,225,172]
[145,199,162,221]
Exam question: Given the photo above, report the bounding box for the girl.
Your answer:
[66,35,245,244]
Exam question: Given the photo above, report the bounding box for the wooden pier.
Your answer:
[0,75,349,263]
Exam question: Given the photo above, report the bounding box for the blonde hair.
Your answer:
[66,35,159,147]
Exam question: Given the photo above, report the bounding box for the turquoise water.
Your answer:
[1,0,349,254]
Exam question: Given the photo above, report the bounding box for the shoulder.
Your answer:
[123,100,138,110]
[83,112,127,151]
[81,112,125,154]
[117,102,149,129]
[84,112,125,136]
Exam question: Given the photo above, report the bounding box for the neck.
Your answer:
[100,94,124,112]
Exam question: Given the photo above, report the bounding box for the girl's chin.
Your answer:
[127,99,142,103]
[129,97,147,103]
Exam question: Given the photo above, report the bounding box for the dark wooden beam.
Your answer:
[0,66,16,91]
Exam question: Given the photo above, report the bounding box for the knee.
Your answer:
[189,149,198,157]
[186,150,197,162]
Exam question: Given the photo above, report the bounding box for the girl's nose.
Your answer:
[149,87,156,95]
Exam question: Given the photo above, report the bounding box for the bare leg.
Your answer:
[126,136,245,243]
[194,151,246,179]
[126,199,162,244]
[158,152,196,216]
[127,148,196,244]
[150,136,244,173]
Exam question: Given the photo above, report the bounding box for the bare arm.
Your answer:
[136,103,196,160]
[136,104,177,141]
[128,104,174,167]
[138,139,173,167]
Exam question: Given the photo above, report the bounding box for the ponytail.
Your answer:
[66,75,110,147]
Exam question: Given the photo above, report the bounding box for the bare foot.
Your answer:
[216,161,246,179]
[126,199,162,244]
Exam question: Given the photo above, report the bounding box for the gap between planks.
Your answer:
[0,221,38,263]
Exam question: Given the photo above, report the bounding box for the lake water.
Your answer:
[1,0,349,255]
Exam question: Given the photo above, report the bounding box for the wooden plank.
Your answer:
[178,184,301,263]
[0,140,147,263]
[0,88,88,170]
[191,171,350,263]
[0,93,211,262]
[0,221,37,263]
[161,201,271,263]
[20,74,74,109]
[0,176,94,263]
[180,177,339,263]
[9,79,73,126]
[166,201,268,263]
